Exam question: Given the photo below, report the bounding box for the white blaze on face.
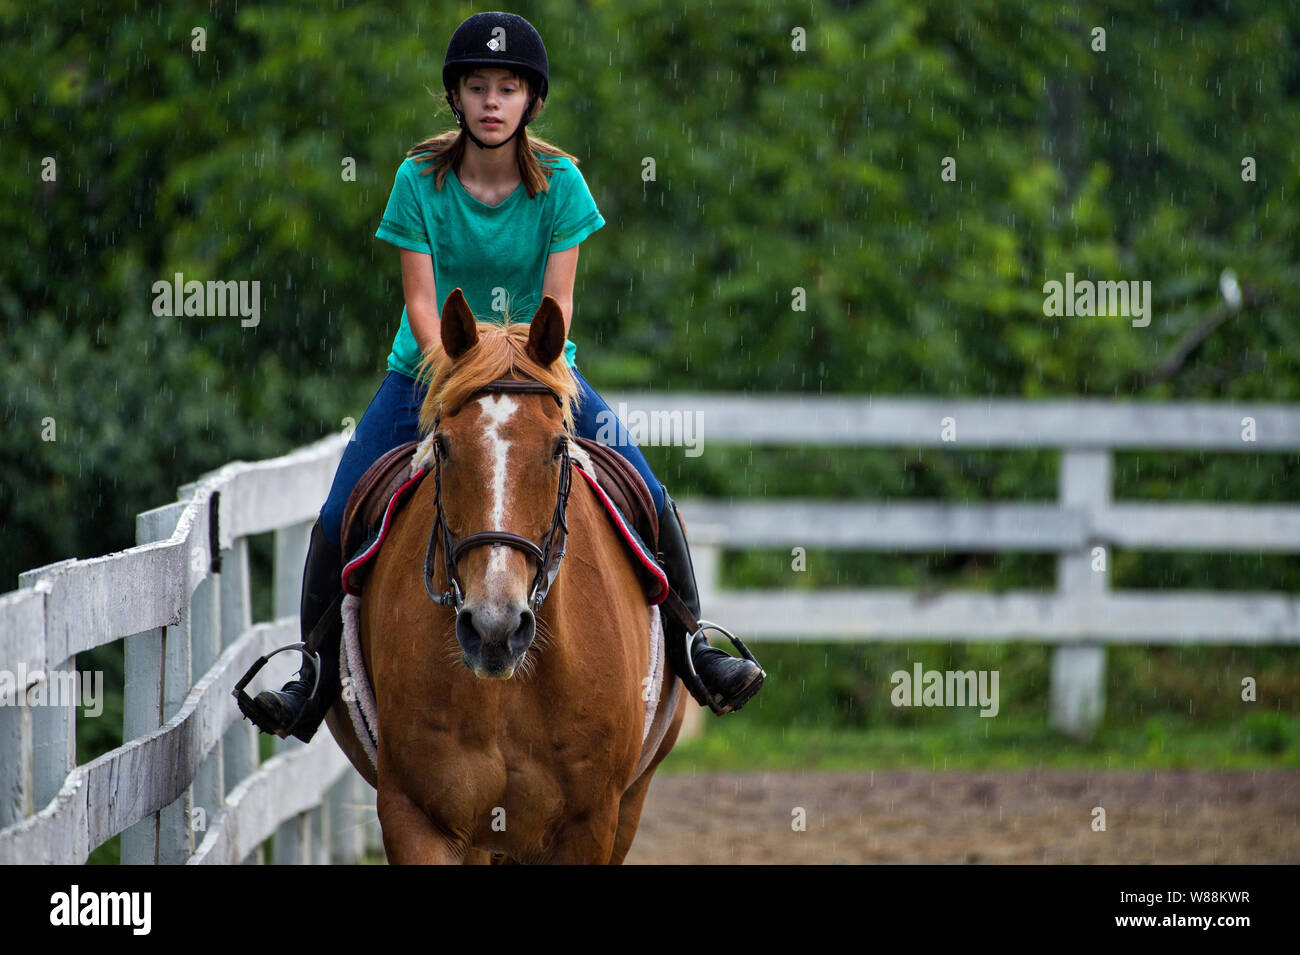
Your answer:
[477,394,519,589]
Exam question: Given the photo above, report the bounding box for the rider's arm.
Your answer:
[400,248,440,356]
[541,244,579,338]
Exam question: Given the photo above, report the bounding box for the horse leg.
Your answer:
[610,689,688,864]
[609,705,687,862]
[377,786,466,864]
[608,771,655,865]
[546,805,622,864]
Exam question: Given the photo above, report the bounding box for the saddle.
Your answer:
[341,440,422,569]
[569,436,660,555]
[340,435,664,595]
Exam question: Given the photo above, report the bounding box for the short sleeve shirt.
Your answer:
[375,153,605,380]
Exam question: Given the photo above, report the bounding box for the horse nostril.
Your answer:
[509,609,536,654]
[456,610,482,654]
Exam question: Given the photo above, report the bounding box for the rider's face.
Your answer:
[454,69,530,139]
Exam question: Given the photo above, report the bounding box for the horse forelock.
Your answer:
[416,320,579,438]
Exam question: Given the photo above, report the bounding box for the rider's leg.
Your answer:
[569,364,763,712]
[568,364,665,513]
[247,370,429,741]
[655,487,763,711]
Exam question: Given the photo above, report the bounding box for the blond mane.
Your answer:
[414,319,580,436]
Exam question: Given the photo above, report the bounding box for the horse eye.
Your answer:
[434,435,448,459]
[553,439,566,460]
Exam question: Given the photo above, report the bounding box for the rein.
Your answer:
[422,379,573,614]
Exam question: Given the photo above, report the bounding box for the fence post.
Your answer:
[122,502,188,863]
[362,781,384,858]
[14,566,76,824]
[188,518,223,860]
[272,520,313,864]
[218,535,265,863]
[1052,450,1111,739]
[312,798,331,865]
[327,774,367,863]
[0,666,32,829]
[688,523,723,613]
[0,575,58,833]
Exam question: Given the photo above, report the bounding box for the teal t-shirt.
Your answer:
[375,152,605,380]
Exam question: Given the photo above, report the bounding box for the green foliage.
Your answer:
[1236,711,1294,754]
[663,718,1300,772]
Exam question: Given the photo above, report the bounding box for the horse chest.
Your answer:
[403,734,617,841]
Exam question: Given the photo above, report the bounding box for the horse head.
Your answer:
[417,288,581,680]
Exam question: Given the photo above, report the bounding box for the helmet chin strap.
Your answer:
[446,92,539,150]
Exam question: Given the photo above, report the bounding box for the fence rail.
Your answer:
[617,394,1300,736]
[0,433,376,864]
[2,395,1297,862]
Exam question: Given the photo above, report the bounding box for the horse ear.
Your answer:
[441,288,478,360]
[526,296,566,367]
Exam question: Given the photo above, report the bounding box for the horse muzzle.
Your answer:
[455,603,536,679]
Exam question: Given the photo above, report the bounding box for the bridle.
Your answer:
[422,378,573,615]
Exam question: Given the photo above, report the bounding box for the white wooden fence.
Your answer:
[643,396,1300,737]
[0,433,380,864]
[2,396,1297,862]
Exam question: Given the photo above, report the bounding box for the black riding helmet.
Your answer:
[443,12,549,150]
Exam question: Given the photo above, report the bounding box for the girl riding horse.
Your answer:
[238,11,764,743]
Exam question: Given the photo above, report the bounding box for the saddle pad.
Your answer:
[571,436,660,553]
[342,439,422,566]
[570,460,669,605]
[340,466,429,597]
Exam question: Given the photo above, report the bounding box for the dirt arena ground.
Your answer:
[623,770,1300,864]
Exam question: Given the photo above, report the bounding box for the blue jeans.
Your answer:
[571,365,666,515]
[319,367,665,549]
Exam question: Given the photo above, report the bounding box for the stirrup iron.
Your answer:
[233,643,322,738]
[681,620,764,716]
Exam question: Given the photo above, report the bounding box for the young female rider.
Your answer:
[240,12,764,743]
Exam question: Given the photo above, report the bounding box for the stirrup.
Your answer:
[681,620,765,715]
[233,643,322,738]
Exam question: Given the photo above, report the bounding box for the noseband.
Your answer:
[422,379,573,614]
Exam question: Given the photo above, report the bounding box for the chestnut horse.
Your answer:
[324,289,686,864]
